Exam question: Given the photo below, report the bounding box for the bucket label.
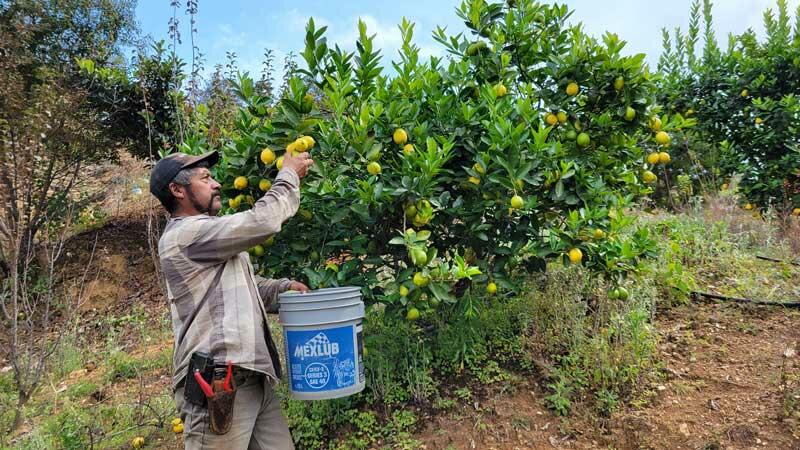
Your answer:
[286,324,358,392]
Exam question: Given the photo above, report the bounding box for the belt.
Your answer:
[176,365,264,390]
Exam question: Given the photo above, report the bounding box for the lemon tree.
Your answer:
[196,0,660,319]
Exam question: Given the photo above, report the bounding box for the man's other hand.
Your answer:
[288,281,310,292]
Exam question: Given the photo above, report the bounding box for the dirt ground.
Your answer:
[414,302,800,450]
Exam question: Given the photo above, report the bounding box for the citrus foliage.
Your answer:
[202,0,663,318]
[658,0,800,212]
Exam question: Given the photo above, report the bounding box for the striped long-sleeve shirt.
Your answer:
[158,169,301,390]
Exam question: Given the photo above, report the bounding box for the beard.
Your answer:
[187,187,221,216]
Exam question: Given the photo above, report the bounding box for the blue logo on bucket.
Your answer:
[286,325,357,392]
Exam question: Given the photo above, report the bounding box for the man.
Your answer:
[149,149,314,449]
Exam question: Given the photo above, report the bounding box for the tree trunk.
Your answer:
[12,390,28,432]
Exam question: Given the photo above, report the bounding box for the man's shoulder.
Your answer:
[159,215,215,250]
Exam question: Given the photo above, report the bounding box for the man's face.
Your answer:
[182,167,222,216]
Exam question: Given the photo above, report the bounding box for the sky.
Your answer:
[133,0,800,85]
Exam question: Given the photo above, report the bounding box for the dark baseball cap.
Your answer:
[149,150,220,204]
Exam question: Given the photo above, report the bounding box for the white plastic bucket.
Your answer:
[278,287,365,400]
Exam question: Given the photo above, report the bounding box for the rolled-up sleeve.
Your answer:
[180,169,301,264]
[255,276,293,313]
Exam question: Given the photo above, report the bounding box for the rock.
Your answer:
[679,423,691,437]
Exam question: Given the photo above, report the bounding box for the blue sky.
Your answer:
[134,0,799,84]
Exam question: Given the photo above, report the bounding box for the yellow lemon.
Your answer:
[568,248,583,264]
[566,82,579,96]
[486,282,497,294]
[276,156,284,170]
[646,153,660,165]
[467,176,480,185]
[744,203,753,210]
[614,76,624,91]
[792,208,800,216]
[510,194,524,209]
[754,117,763,124]
[286,141,297,153]
[650,117,662,131]
[624,106,636,121]
[234,176,248,190]
[252,244,265,257]
[655,131,670,146]
[494,83,507,97]
[557,111,568,123]
[367,161,382,175]
[406,308,420,321]
[741,89,748,97]
[132,437,145,448]
[172,423,184,434]
[171,418,183,427]
[593,229,605,239]
[642,170,657,184]
[260,148,276,164]
[294,137,309,152]
[413,272,429,287]
[658,152,671,164]
[399,285,409,297]
[403,143,414,155]
[545,113,558,126]
[302,135,316,149]
[228,197,240,209]
[721,183,729,190]
[393,128,408,145]
[259,179,272,191]
[473,162,485,175]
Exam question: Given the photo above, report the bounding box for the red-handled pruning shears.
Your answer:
[223,361,233,393]
[194,370,214,398]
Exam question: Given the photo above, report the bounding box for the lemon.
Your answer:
[510,194,524,209]
[624,106,636,121]
[399,285,409,297]
[792,208,800,216]
[655,131,670,146]
[406,308,420,321]
[413,272,429,287]
[260,148,276,164]
[259,179,272,191]
[577,132,590,147]
[228,197,240,209]
[302,135,316,149]
[545,113,558,126]
[412,248,428,267]
[467,176,480,185]
[286,141,297,153]
[393,128,408,145]
[614,76,624,91]
[741,89,748,97]
[515,179,524,190]
[650,117,662,131]
[233,176,248,190]
[568,248,583,264]
[486,282,497,294]
[171,418,183,426]
[642,170,657,184]
[721,183,729,190]
[252,244,265,257]
[557,111,568,123]
[403,143,414,155]
[405,205,417,218]
[658,152,671,164]
[646,153,660,165]
[367,162,382,175]
[494,83,507,97]
[172,423,184,434]
[263,235,275,247]
[566,82,579,96]
[294,137,309,152]
[686,108,694,116]
[473,162,485,174]
[744,203,753,210]
[276,156,284,170]
[566,129,577,140]
[608,288,620,300]
[593,228,605,239]
[132,437,145,448]
[754,117,763,124]
[616,286,629,300]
